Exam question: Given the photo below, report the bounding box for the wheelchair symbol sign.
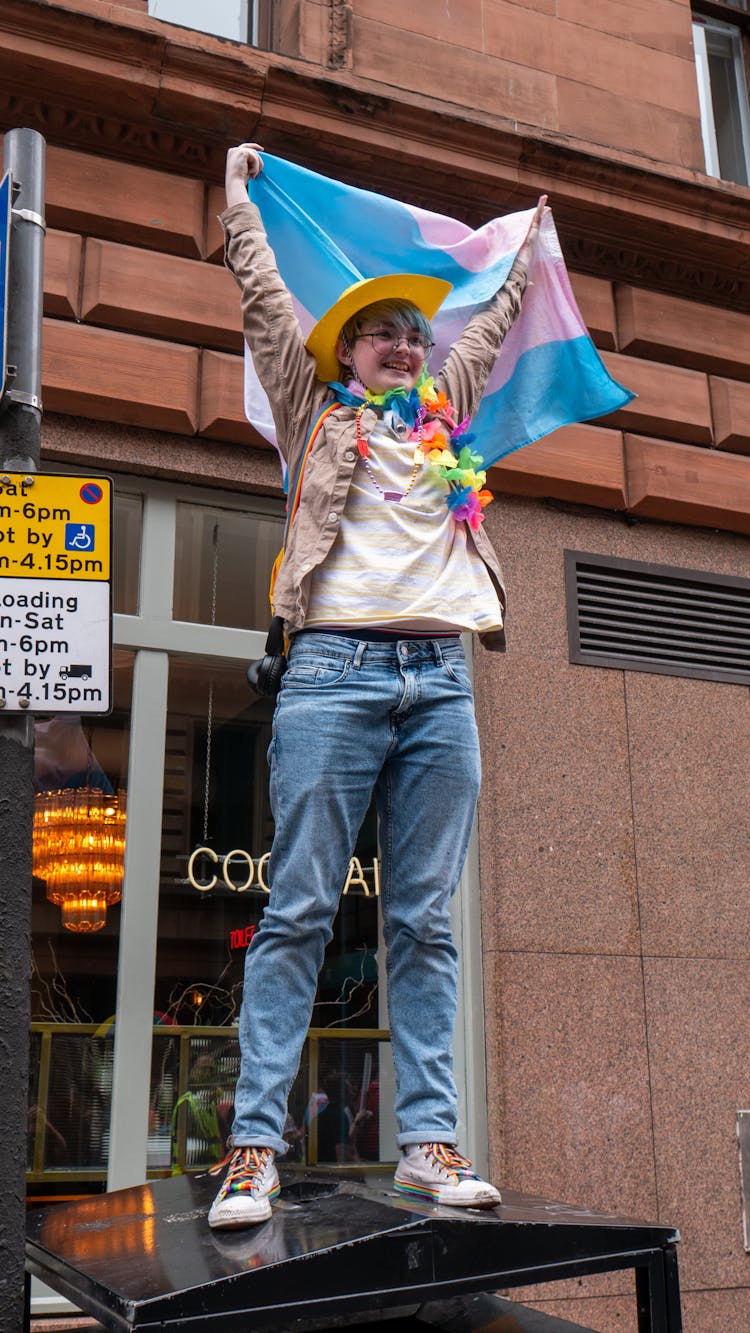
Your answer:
[65,523,95,552]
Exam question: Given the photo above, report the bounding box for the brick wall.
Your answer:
[335,0,705,172]
[86,0,705,176]
[41,143,750,534]
[42,148,255,447]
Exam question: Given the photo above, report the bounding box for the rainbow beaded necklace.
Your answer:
[332,369,493,530]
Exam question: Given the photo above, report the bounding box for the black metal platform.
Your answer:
[25,1169,682,1332]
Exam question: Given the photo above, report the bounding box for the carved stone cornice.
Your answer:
[328,0,352,69]
[561,234,750,315]
[0,90,225,177]
[1,0,749,313]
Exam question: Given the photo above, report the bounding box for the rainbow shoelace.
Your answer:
[422,1142,479,1180]
[209,1146,278,1199]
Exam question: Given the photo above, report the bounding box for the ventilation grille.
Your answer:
[565,551,750,684]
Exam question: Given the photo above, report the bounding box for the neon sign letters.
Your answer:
[188,847,380,898]
[229,924,256,950]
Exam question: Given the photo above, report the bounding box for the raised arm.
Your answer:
[514,195,547,273]
[220,144,319,459]
[225,143,264,207]
[437,196,548,422]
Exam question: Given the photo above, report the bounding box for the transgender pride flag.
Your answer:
[244,154,633,467]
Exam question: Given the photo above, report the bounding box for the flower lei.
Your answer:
[329,368,493,530]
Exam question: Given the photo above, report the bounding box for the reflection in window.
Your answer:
[173,501,283,631]
[693,15,750,184]
[112,492,142,615]
[148,0,254,43]
[155,658,276,1032]
[149,656,385,1174]
[28,652,134,1199]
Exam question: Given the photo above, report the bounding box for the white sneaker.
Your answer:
[394,1143,501,1208]
[208,1146,280,1229]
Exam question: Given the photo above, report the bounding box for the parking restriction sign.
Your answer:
[0,472,112,713]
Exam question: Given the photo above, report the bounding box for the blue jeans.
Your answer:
[231,633,481,1155]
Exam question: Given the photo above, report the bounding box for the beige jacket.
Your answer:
[221,199,528,651]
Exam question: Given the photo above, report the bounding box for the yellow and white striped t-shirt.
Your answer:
[304,414,503,635]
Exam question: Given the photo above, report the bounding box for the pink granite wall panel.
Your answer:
[478,496,750,1329]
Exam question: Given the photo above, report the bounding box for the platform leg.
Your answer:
[636,1249,682,1333]
[23,1270,31,1333]
[663,1245,683,1333]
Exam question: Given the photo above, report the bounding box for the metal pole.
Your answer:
[3,127,44,469]
[0,127,45,1333]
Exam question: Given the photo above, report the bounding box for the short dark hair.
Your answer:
[340,298,433,350]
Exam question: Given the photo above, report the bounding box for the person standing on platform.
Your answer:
[208,142,546,1230]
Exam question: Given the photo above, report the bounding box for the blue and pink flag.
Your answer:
[245,154,633,467]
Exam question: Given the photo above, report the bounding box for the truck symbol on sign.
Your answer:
[59,664,92,681]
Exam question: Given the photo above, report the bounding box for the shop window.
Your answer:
[147,0,272,47]
[692,6,750,184]
[29,472,488,1322]
[149,656,387,1174]
[28,475,483,1230]
[28,474,138,1211]
[172,500,283,631]
[112,492,141,616]
[29,652,134,1201]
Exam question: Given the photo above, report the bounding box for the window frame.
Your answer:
[146,0,274,47]
[693,0,749,29]
[692,10,750,182]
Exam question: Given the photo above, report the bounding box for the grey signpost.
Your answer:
[0,130,114,1330]
[0,127,45,1333]
[0,169,11,404]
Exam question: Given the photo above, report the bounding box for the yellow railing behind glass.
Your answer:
[28,1023,391,1186]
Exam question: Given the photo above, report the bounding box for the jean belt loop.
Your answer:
[432,638,445,667]
[353,640,367,669]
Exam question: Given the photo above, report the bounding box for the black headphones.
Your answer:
[246,616,287,698]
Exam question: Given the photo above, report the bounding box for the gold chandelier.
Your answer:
[33,788,127,933]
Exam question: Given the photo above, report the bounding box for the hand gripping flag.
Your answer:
[244,154,633,468]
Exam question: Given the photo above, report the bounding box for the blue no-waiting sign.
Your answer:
[0,171,10,404]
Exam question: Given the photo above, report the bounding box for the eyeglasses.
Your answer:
[354,330,433,356]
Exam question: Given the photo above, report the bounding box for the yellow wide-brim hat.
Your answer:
[305,273,453,383]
